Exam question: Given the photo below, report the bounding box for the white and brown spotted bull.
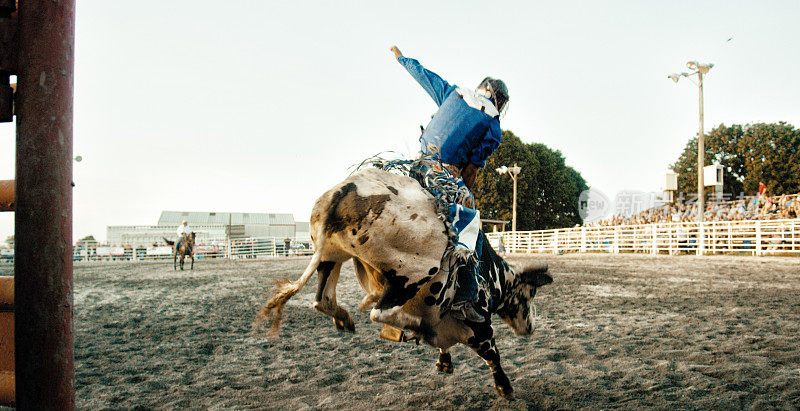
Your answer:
[255,167,552,399]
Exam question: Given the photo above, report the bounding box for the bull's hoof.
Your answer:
[435,361,453,374]
[494,384,514,401]
[371,307,423,337]
[334,317,356,333]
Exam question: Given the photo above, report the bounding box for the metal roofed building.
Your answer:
[157,211,296,238]
[106,224,231,247]
[106,211,298,246]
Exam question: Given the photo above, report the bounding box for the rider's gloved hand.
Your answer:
[391,46,403,59]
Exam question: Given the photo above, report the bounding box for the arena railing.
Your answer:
[5,218,797,265]
[485,218,800,256]
[5,236,317,264]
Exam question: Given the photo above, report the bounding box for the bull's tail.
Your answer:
[163,237,175,246]
[253,250,323,335]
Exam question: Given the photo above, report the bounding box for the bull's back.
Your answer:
[310,168,447,262]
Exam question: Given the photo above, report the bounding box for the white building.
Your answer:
[107,210,301,246]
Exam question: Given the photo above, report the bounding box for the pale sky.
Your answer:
[1,0,799,243]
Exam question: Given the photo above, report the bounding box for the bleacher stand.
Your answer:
[589,192,799,227]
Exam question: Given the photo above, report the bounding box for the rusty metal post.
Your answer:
[14,0,76,409]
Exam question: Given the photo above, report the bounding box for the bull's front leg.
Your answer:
[369,267,432,334]
[467,326,513,400]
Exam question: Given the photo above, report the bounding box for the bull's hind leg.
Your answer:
[353,259,382,311]
[436,348,454,374]
[313,261,355,332]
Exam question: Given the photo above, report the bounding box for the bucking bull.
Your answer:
[254,167,552,399]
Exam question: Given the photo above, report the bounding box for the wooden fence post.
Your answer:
[755,220,762,256]
[580,227,586,253]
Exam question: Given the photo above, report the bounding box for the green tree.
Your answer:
[473,130,588,230]
[473,131,538,226]
[527,143,588,229]
[671,122,800,198]
[743,122,800,195]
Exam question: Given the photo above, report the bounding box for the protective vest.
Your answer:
[421,87,500,169]
[397,56,502,169]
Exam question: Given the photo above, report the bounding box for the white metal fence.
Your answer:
[0,237,314,265]
[485,218,800,256]
[5,219,799,265]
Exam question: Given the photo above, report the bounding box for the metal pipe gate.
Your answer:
[1,0,76,408]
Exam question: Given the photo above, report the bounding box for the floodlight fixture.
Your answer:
[496,163,522,232]
[668,60,714,226]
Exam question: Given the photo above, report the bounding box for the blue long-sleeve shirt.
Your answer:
[398,55,502,169]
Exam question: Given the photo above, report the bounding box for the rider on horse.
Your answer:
[392,46,509,322]
[176,220,190,249]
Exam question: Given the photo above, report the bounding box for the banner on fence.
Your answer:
[96,246,125,256]
[147,246,173,256]
[194,245,219,254]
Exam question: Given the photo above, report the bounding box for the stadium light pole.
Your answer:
[496,164,522,232]
[668,61,713,223]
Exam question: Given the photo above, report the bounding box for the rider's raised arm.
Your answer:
[469,119,502,168]
[396,55,457,107]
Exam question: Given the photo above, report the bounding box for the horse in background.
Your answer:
[163,232,195,270]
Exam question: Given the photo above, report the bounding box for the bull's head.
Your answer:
[497,264,552,336]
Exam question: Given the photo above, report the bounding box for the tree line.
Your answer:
[473,130,588,231]
[670,122,800,198]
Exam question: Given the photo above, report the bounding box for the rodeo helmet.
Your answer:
[478,77,509,117]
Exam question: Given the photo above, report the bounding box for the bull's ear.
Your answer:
[520,264,553,287]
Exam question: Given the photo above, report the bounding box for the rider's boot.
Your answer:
[450,300,485,323]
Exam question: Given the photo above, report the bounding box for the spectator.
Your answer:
[585,192,800,227]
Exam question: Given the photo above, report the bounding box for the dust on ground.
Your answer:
[62,254,800,409]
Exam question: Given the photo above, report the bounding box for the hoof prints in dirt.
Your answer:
[73,256,800,409]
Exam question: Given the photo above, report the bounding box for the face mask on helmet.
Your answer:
[477,87,492,99]
[477,77,509,117]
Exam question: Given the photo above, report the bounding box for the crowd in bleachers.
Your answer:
[591,192,800,227]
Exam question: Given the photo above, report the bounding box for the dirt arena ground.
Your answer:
[8,253,800,409]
